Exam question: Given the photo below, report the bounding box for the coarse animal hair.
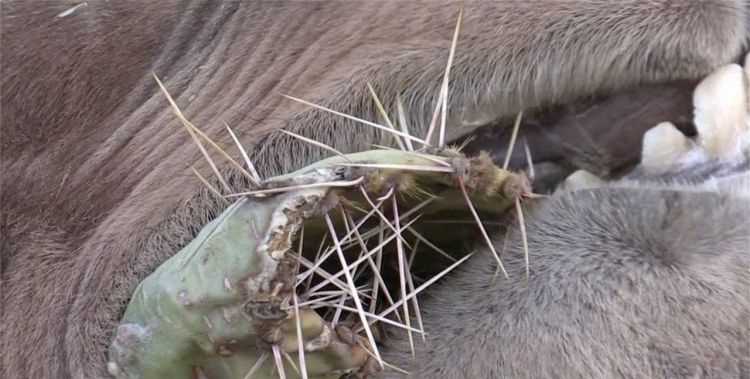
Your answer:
[379,184,750,378]
[1,1,748,378]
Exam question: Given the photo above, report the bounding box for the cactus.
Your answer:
[108,148,528,378]
[108,11,536,376]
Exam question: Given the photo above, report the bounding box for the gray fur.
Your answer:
[379,132,750,378]
[380,179,750,378]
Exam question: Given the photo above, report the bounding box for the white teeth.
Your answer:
[107,362,120,376]
[640,122,693,174]
[559,170,604,192]
[692,63,748,159]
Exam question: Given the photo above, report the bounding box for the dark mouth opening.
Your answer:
[458,80,699,192]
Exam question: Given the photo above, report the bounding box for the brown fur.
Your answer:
[1,1,748,377]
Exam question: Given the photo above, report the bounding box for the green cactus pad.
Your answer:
[108,149,527,378]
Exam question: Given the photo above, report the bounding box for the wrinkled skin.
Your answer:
[1,1,748,378]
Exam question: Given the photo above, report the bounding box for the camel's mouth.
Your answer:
[455,80,700,193]
[107,77,707,379]
[108,22,729,374]
[108,54,750,376]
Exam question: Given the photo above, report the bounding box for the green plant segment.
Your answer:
[108,149,527,378]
